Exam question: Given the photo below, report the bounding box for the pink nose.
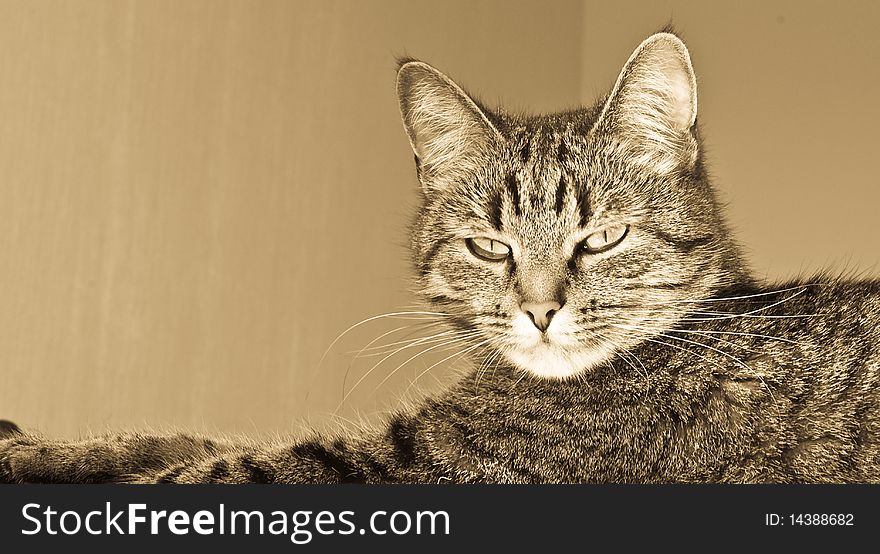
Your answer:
[520,301,562,332]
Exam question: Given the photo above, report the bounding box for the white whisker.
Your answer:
[615,324,778,404]
[305,310,450,401]
[351,327,462,358]
[641,284,820,305]
[403,339,493,397]
[335,332,481,413]
[341,329,466,401]
[346,325,425,357]
[623,324,806,346]
[475,346,505,386]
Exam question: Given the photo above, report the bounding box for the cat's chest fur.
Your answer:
[418,281,880,483]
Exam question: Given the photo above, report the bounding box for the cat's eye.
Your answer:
[582,224,629,254]
[466,237,511,262]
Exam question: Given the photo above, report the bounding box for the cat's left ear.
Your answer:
[593,33,699,174]
[396,60,502,191]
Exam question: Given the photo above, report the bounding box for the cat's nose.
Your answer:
[520,301,562,332]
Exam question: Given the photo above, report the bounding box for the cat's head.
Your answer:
[397,32,745,379]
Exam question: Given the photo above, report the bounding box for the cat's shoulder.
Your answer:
[772,275,880,302]
[781,275,880,327]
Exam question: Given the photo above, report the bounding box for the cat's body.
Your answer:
[2,279,879,483]
[2,31,879,483]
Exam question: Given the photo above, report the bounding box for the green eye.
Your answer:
[466,237,511,261]
[582,224,629,254]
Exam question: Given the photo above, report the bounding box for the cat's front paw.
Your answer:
[0,421,33,483]
[0,420,22,439]
[0,443,10,484]
[0,436,35,483]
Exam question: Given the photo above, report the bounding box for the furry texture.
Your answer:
[1,32,879,484]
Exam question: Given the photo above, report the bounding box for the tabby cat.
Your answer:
[2,31,879,484]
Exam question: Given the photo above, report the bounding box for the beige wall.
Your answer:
[577,1,880,278]
[0,1,876,438]
[0,0,584,437]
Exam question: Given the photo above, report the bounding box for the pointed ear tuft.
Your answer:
[396,61,500,190]
[594,33,699,173]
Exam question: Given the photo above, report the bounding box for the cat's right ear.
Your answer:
[396,61,501,191]
[592,33,699,175]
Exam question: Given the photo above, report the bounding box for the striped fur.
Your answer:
[2,31,879,483]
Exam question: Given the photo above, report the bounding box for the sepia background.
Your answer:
[0,0,877,437]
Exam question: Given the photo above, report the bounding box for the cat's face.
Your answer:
[398,33,743,379]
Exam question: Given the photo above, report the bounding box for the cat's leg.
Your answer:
[1,412,458,484]
[0,420,22,438]
[0,429,423,484]
[144,437,381,484]
[145,416,449,484]
[0,430,373,484]
[0,430,233,483]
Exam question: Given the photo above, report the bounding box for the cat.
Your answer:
[1,30,879,484]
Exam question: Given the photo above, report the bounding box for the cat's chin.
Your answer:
[505,343,614,380]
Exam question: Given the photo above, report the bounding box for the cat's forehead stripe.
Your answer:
[576,183,591,227]
[488,188,504,231]
[557,137,569,164]
[506,174,522,216]
[528,183,544,212]
[554,175,567,216]
[479,142,594,231]
[519,139,531,164]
